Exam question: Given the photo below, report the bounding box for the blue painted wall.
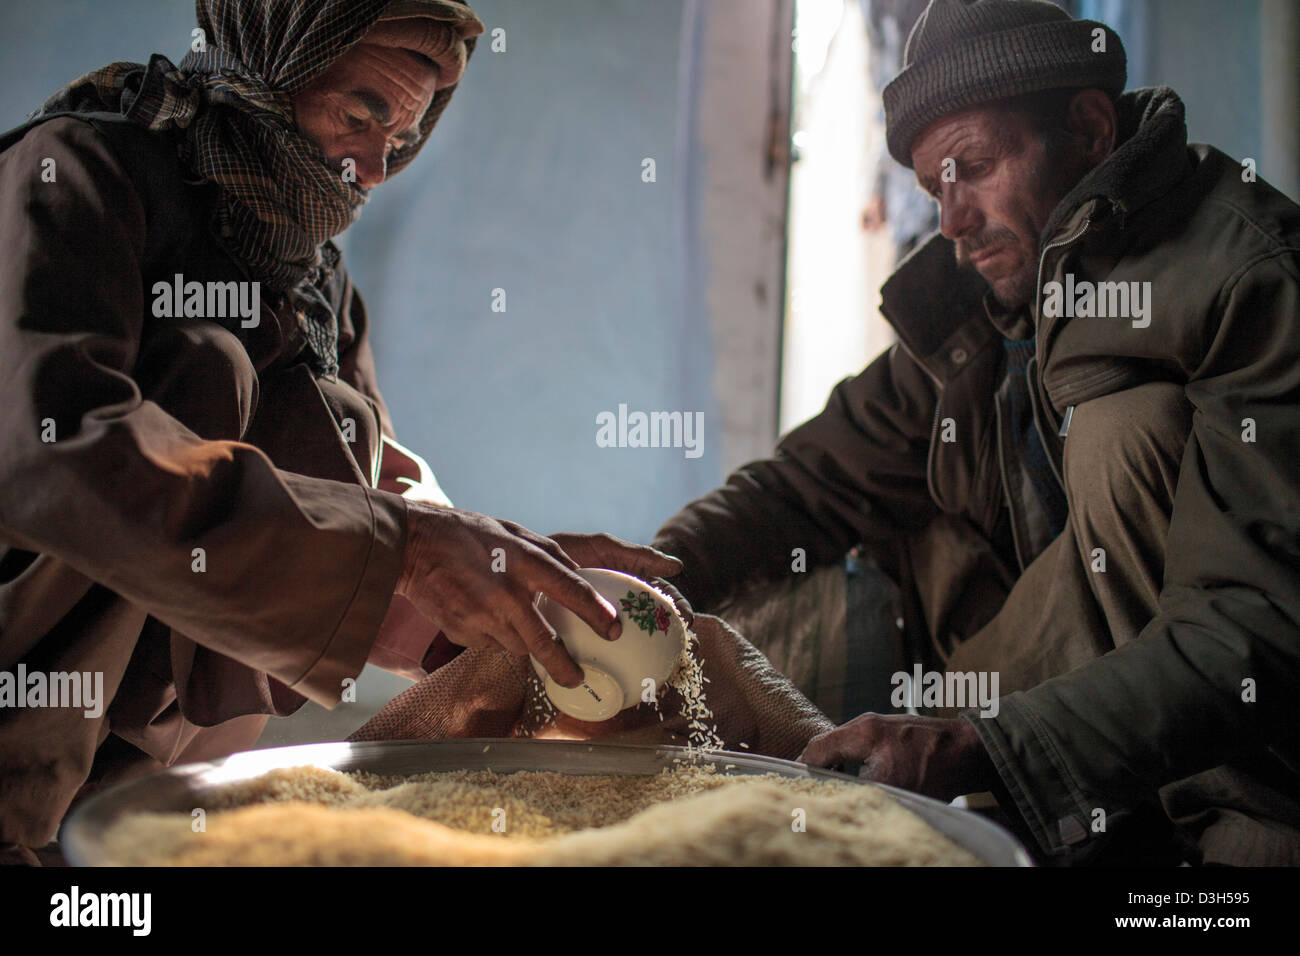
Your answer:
[1076,0,1262,164]
[344,0,719,543]
[0,0,720,547]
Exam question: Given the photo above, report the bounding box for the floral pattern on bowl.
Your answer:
[619,590,670,635]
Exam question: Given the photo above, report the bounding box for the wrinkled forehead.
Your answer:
[194,0,479,175]
[911,102,1026,175]
[194,0,399,93]
[312,42,441,122]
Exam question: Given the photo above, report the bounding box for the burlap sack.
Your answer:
[348,614,834,761]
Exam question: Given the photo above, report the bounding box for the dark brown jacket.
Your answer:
[0,113,448,848]
[655,87,1300,863]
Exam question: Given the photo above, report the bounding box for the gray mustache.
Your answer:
[960,229,1017,255]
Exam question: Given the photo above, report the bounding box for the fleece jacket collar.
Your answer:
[880,86,1194,379]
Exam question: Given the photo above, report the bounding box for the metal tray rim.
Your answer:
[62,738,1033,867]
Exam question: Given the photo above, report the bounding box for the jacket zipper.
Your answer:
[893,217,1090,530]
[1030,216,1092,489]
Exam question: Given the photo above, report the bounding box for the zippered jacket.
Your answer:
[654,86,1300,863]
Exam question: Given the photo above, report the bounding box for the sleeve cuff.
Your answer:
[961,695,1110,862]
[285,489,408,706]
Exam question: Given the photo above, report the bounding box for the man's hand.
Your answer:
[397,509,683,688]
[548,532,693,627]
[798,713,998,802]
[546,532,682,582]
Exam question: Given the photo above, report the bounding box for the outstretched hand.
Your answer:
[799,713,998,802]
[397,511,684,689]
[547,531,693,624]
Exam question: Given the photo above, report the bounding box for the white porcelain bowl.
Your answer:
[531,568,687,722]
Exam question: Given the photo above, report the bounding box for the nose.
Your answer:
[937,182,981,242]
[351,142,388,190]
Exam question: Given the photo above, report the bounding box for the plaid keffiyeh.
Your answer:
[37,0,482,376]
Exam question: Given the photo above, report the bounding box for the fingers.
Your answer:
[404,514,689,684]
[489,624,531,659]
[501,522,581,572]
[798,729,847,767]
[550,532,683,579]
[511,602,585,688]
[612,542,683,579]
[648,577,694,627]
[799,716,922,791]
[439,595,583,687]
[799,716,877,768]
[526,555,622,642]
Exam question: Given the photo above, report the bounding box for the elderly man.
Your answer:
[654,0,1300,865]
[0,0,680,863]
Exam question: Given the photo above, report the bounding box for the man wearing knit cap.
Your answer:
[0,0,681,864]
[655,0,1300,865]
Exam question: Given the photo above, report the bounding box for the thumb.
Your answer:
[798,728,844,767]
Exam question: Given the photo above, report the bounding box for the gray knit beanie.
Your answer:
[883,0,1126,167]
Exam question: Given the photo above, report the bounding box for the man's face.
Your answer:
[911,105,1078,310]
[292,41,440,190]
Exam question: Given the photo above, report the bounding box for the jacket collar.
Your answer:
[879,86,1193,369]
[1042,85,1192,239]
[880,230,988,369]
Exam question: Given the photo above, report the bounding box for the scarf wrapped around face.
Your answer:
[36,0,482,377]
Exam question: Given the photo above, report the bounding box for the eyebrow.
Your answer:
[346,88,422,147]
[917,165,946,197]
[916,133,1002,195]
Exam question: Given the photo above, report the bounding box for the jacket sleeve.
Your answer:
[0,117,409,708]
[652,341,939,611]
[966,251,1300,860]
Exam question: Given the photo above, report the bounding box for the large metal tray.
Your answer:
[61,738,1033,866]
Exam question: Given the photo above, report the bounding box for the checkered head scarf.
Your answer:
[37,0,483,376]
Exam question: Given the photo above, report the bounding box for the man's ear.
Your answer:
[1067,89,1118,166]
